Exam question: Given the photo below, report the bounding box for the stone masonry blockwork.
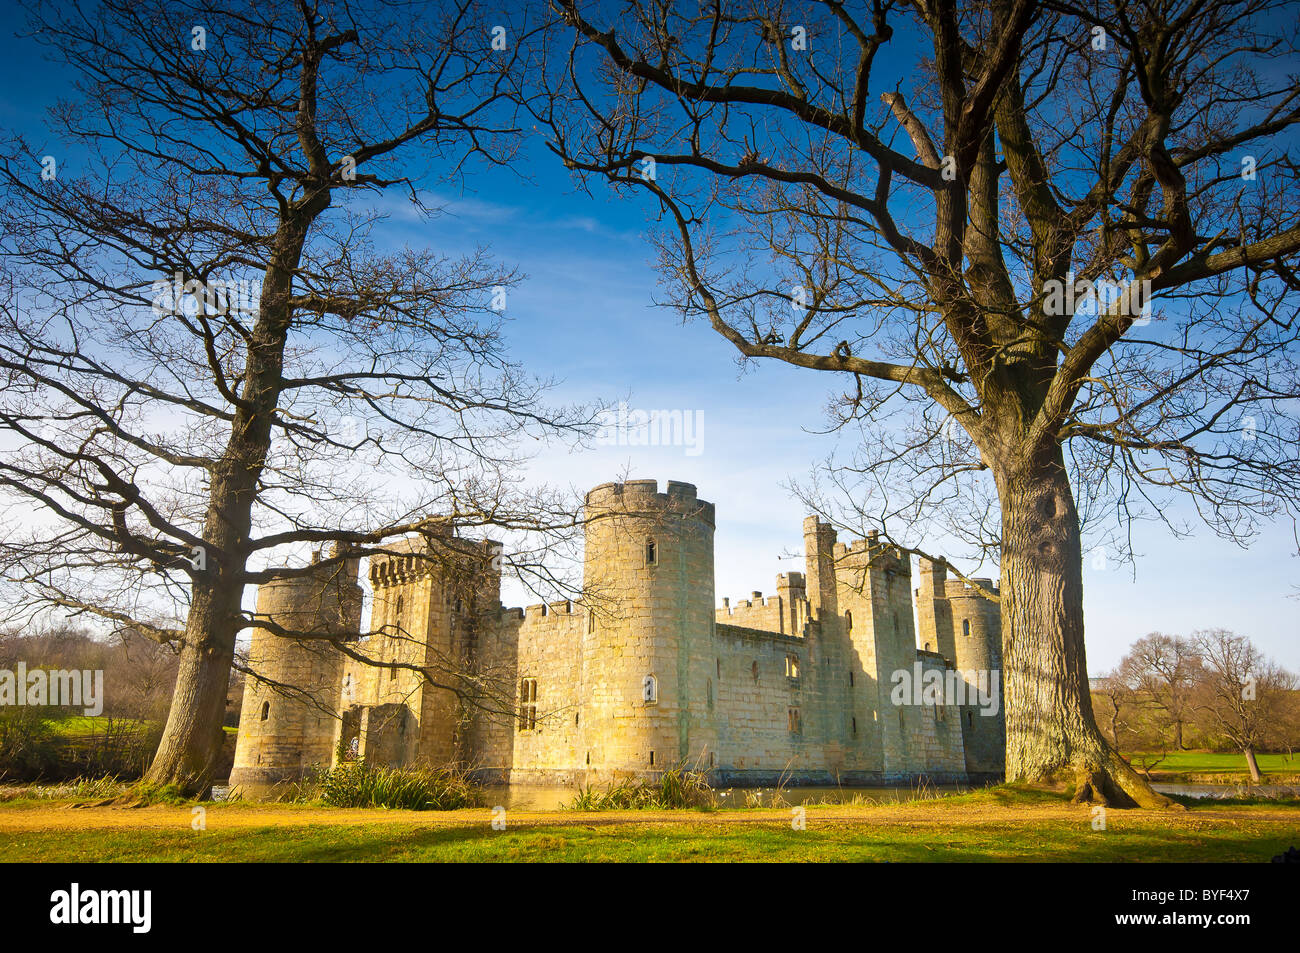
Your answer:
[230,480,1005,794]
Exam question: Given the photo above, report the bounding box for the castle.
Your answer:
[230,479,1005,793]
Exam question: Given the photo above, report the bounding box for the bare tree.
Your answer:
[539,0,1300,806]
[1259,686,1300,763]
[1191,628,1295,782]
[1090,670,1136,751]
[0,0,592,795]
[1118,632,1198,750]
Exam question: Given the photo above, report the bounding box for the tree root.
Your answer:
[1069,750,1184,811]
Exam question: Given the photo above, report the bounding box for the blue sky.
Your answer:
[430,171,1300,674]
[1,14,1296,675]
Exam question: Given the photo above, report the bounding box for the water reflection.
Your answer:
[1152,782,1299,800]
[210,780,1298,807]
[485,784,974,811]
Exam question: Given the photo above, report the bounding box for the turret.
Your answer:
[831,531,916,775]
[944,576,1005,779]
[915,557,955,660]
[580,479,716,777]
[802,517,839,621]
[229,549,362,793]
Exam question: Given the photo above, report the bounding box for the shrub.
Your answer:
[303,761,485,810]
[566,766,716,811]
[0,711,160,783]
[0,708,61,779]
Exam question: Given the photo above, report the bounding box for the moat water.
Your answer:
[480,781,1299,810]
[209,780,1299,807]
[484,783,973,810]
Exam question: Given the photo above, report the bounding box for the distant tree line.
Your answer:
[0,625,238,782]
[1092,630,1300,781]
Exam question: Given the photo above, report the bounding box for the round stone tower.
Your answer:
[945,577,1005,780]
[229,548,362,794]
[579,479,715,779]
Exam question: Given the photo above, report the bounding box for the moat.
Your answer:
[209,780,1299,808]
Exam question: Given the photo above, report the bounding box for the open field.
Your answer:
[0,786,1297,862]
[1127,751,1300,781]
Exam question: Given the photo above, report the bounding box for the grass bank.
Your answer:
[1,785,1296,862]
[1127,751,1300,783]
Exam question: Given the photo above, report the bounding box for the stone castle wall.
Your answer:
[504,603,585,784]
[231,479,1004,794]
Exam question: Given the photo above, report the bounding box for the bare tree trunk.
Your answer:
[141,584,239,794]
[1000,446,1177,809]
[1244,747,1262,783]
[142,224,313,796]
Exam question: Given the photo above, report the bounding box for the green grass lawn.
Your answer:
[1,786,1296,862]
[46,716,146,737]
[1127,750,1300,777]
[1,813,1293,862]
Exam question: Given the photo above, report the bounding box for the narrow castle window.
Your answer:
[845,610,853,632]
[519,677,538,730]
[260,701,269,721]
[851,716,858,736]
[963,619,971,638]
[849,671,855,687]
[642,674,658,705]
[645,538,657,566]
[706,678,713,709]
[752,660,759,681]
[649,750,655,767]
[394,594,404,631]
[716,658,721,678]
[785,654,800,679]
[967,711,974,728]
[788,707,802,734]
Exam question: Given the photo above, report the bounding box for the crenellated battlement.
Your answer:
[945,577,999,599]
[520,600,582,622]
[831,531,909,572]
[369,552,434,589]
[585,478,715,526]
[368,534,499,591]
